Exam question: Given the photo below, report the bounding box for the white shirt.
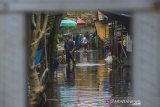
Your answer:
[82,37,88,44]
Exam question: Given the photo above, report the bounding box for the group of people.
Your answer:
[64,33,90,65]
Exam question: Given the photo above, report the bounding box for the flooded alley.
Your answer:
[1,2,160,107]
[46,50,132,107]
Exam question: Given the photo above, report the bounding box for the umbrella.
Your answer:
[77,18,86,33]
[77,18,86,25]
[60,19,77,27]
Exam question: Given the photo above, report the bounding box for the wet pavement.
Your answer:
[47,50,132,107]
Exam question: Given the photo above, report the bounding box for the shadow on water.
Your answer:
[111,63,131,97]
[109,62,132,107]
[44,50,132,107]
[66,65,75,87]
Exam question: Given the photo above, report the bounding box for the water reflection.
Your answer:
[46,50,132,107]
[66,65,75,86]
[110,64,131,98]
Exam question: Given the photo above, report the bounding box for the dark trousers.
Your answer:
[66,51,75,64]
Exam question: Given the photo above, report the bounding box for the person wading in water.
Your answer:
[64,36,76,65]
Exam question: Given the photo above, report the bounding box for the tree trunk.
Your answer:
[46,14,62,107]
[48,14,62,73]
[29,13,49,107]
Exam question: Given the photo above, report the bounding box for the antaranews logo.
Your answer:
[106,98,141,105]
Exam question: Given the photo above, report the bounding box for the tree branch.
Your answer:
[31,13,49,46]
[36,13,41,33]
[44,35,48,68]
[32,14,36,28]
[40,68,49,84]
[46,27,51,32]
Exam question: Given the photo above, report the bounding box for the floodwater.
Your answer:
[46,50,132,107]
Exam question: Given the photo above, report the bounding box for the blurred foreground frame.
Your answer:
[0,0,160,107]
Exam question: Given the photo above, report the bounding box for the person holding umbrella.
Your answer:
[64,36,76,65]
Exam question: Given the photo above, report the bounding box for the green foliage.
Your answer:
[48,16,56,28]
[48,16,68,34]
[57,34,64,43]
[58,27,69,34]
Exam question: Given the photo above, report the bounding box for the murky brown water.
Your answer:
[46,50,132,107]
